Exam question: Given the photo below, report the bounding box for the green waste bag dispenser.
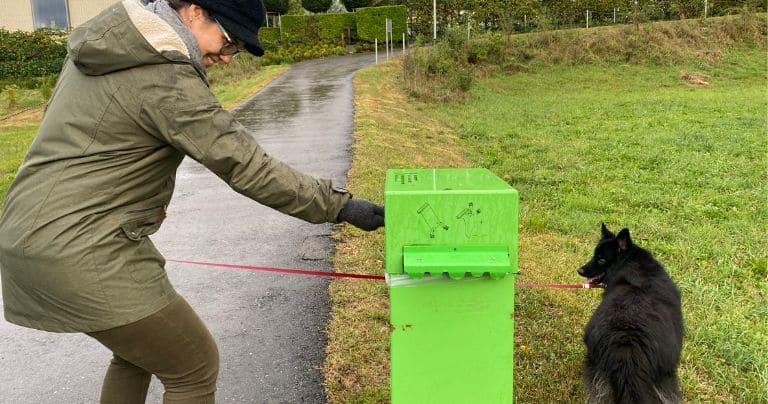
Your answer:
[385,168,519,403]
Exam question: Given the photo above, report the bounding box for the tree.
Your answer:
[302,0,333,13]
[341,0,372,11]
[264,0,290,14]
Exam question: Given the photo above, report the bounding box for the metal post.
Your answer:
[375,38,378,64]
[403,32,405,53]
[433,0,437,40]
[467,20,470,42]
[586,10,589,28]
[634,0,639,28]
[613,8,616,23]
[386,32,389,60]
[385,19,393,60]
[704,0,708,18]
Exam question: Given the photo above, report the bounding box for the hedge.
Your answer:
[259,27,281,49]
[281,14,315,44]
[317,13,357,43]
[0,29,67,85]
[281,12,357,45]
[355,5,406,42]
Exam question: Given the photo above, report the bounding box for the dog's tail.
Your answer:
[606,347,681,404]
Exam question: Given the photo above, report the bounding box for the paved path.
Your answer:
[0,53,375,403]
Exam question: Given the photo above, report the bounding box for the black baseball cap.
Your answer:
[189,0,266,56]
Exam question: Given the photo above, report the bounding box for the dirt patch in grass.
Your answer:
[0,108,43,128]
[679,70,710,86]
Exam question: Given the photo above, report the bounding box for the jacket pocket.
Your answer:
[120,206,166,284]
[120,206,165,241]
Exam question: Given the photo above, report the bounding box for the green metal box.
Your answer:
[385,168,519,403]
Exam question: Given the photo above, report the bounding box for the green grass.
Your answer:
[421,45,767,402]
[327,40,766,404]
[0,124,38,198]
[0,89,45,118]
[210,63,289,109]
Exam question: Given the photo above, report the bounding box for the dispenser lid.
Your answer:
[403,245,512,280]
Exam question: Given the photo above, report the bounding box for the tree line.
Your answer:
[264,0,764,35]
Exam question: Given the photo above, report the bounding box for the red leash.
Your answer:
[169,259,604,288]
[167,259,386,280]
[517,282,604,289]
[169,259,605,289]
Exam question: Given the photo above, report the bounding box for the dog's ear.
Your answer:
[617,228,632,251]
[601,223,615,240]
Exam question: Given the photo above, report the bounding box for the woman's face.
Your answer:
[182,4,237,68]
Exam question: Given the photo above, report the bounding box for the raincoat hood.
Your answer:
[68,0,205,79]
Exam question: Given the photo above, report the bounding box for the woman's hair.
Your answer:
[167,0,191,11]
[166,0,214,20]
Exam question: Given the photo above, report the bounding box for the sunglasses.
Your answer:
[213,17,242,56]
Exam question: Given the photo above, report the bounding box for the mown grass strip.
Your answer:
[323,59,471,403]
[211,64,289,109]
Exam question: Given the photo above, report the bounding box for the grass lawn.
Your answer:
[0,124,38,199]
[326,44,766,402]
[431,44,767,402]
[211,64,289,109]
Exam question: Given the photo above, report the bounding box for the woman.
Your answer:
[0,0,384,402]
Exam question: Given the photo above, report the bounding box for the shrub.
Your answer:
[302,0,332,13]
[403,27,475,101]
[37,74,57,101]
[260,43,345,65]
[468,32,504,65]
[403,13,767,101]
[264,0,290,15]
[0,29,67,86]
[260,27,281,49]
[355,5,407,42]
[281,12,357,45]
[3,85,20,111]
[281,14,316,44]
[317,12,357,44]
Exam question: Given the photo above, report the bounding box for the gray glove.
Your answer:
[337,199,384,231]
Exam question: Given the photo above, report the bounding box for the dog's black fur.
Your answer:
[578,224,684,404]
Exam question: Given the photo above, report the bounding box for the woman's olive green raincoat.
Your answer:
[0,0,349,332]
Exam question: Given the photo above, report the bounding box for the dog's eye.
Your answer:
[597,258,606,265]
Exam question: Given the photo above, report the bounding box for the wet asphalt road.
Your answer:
[0,53,375,403]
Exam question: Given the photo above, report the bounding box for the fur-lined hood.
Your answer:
[67,0,204,79]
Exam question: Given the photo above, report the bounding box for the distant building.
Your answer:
[1,0,114,32]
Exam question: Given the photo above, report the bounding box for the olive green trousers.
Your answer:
[87,295,219,403]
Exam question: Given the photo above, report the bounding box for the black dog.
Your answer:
[578,224,684,404]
